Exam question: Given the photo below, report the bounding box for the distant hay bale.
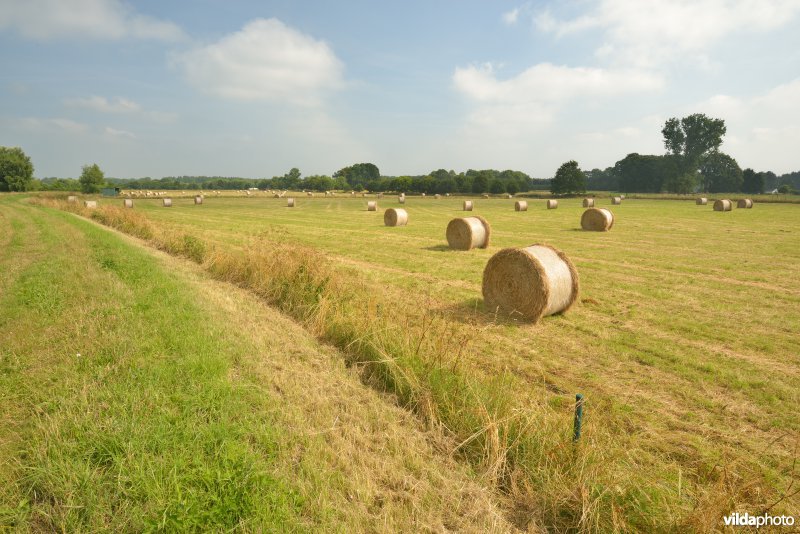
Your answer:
[696,197,708,205]
[163,198,172,207]
[377,192,384,198]
[547,199,558,209]
[482,243,579,323]
[246,190,251,196]
[123,199,133,208]
[612,196,622,205]
[194,195,203,205]
[620,194,626,200]
[434,194,441,199]
[398,195,406,204]
[446,216,491,250]
[515,200,528,212]
[737,198,753,209]
[507,194,513,199]
[384,208,408,226]
[581,208,614,231]
[714,199,732,211]
[351,191,356,197]
[84,200,97,209]
[582,198,594,207]
[67,195,77,203]
[287,198,295,207]
[445,193,450,197]
[307,192,313,197]
[367,201,377,211]
[362,193,367,197]
[482,193,489,199]
[463,200,473,211]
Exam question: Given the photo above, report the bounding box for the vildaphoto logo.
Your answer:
[723,512,795,528]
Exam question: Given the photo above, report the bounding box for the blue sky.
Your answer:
[1,0,799,179]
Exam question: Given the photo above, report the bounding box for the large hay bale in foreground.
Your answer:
[463,200,473,211]
[287,198,295,207]
[194,195,203,205]
[384,208,408,226]
[67,195,77,203]
[714,199,732,211]
[163,198,172,207]
[547,199,558,209]
[515,200,528,212]
[696,197,708,205]
[367,201,377,211]
[446,216,491,250]
[737,198,753,209]
[581,208,614,231]
[583,198,594,208]
[611,196,622,205]
[84,200,97,209]
[123,199,133,208]
[482,243,579,323]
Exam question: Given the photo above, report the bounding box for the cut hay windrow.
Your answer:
[583,198,595,208]
[482,243,579,323]
[737,198,753,208]
[581,208,614,231]
[714,199,732,211]
[446,216,491,250]
[123,199,133,208]
[696,197,708,205]
[515,200,528,212]
[383,208,408,227]
[612,196,622,205]
[194,195,203,205]
[287,198,295,207]
[367,201,377,211]
[162,198,172,207]
[84,200,97,209]
[463,200,473,211]
[547,199,558,209]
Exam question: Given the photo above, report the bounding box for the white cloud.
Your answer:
[66,95,141,113]
[104,126,136,138]
[534,0,800,68]
[19,117,89,133]
[0,0,185,41]
[173,18,344,105]
[503,7,521,25]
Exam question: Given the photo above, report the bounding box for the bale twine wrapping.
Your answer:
[123,199,133,208]
[367,201,377,211]
[67,195,77,203]
[515,200,528,212]
[384,208,408,227]
[287,198,295,207]
[737,198,753,209]
[194,196,203,205]
[482,243,579,322]
[696,197,708,205]
[163,198,172,207]
[612,196,622,205]
[714,199,732,211]
[84,200,97,209]
[583,198,594,207]
[463,200,473,211]
[446,216,491,250]
[581,208,614,231]
[547,199,558,209]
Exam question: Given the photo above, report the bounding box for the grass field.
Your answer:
[12,193,800,531]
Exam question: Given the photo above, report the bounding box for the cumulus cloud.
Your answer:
[173,18,344,105]
[0,0,185,41]
[104,126,136,138]
[65,95,141,113]
[534,0,800,68]
[503,7,521,25]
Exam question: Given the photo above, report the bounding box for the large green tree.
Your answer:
[662,113,726,180]
[0,146,34,191]
[333,163,380,189]
[700,151,742,193]
[79,163,105,193]
[741,168,765,194]
[550,160,586,195]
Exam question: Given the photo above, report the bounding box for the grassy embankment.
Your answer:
[33,193,800,532]
[0,194,511,532]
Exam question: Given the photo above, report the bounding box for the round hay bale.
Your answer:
[84,200,97,209]
[194,195,203,205]
[482,193,489,199]
[445,193,450,197]
[515,200,528,212]
[434,194,441,199]
[714,199,732,211]
[581,208,614,231]
[287,198,295,207]
[446,216,491,250]
[307,192,313,197]
[398,196,406,204]
[582,198,594,207]
[611,196,622,205]
[620,194,626,200]
[463,200,473,211]
[67,195,77,203]
[547,199,558,209]
[384,208,408,227]
[696,197,708,205]
[367,201,377,211]
[506,194,513,199]
[482,243,579,323]
[737,198,753,209]
[123,198,133,208]
[163,198,172,207]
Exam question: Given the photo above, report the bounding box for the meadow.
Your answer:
[6,192,800,531]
